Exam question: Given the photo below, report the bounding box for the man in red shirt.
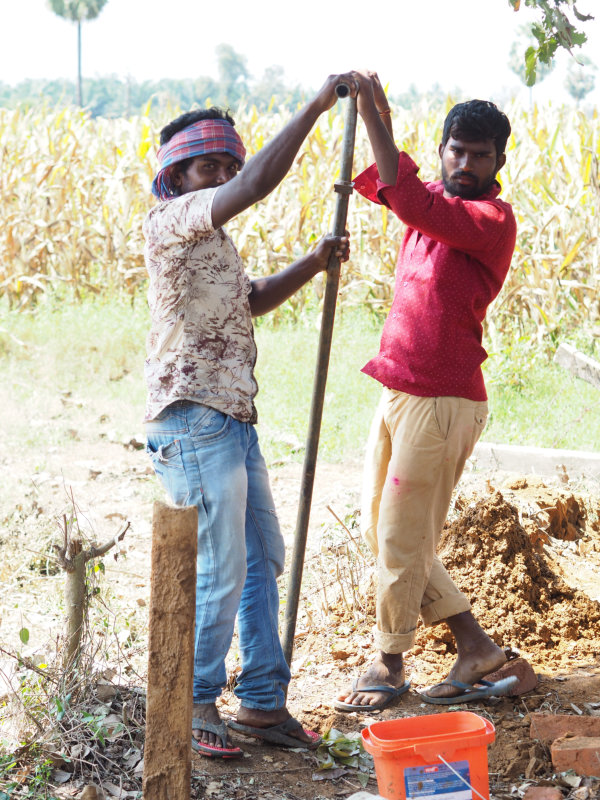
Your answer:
[335,72,518,710]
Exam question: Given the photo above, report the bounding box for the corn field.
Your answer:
[0,100,598,336]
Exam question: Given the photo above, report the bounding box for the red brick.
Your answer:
[522,787,564,800]
[530,713,600,743]
[551,736,600,777]
[483,657,538,695]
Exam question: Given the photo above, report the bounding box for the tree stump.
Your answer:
[64,537,86,668]
[55,516,129,671]
[143,501,198,800]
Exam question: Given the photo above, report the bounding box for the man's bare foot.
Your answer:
[192,702,237,750]
[336,651,406,709]
[423,611,507,699]
[235,705,316,746]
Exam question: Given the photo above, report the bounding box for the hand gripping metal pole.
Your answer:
[282,86,358,667]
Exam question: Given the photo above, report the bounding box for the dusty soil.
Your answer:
[1,422,600,800]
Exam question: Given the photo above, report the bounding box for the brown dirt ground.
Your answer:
[1,428,600,799]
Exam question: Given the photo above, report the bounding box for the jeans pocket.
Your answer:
[146,438,190,506]
[189,405,230,440]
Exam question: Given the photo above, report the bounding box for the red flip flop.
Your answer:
[191,718,244,758]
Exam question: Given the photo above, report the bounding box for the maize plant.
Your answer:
[0,99,598,338]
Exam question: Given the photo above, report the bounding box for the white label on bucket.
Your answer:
[404,760,472,800]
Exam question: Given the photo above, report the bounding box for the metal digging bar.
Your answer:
[282,84,358,667]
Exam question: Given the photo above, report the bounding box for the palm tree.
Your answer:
[48,0,109,106]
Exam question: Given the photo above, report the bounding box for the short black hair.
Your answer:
[159,107,236,145]
[442,100,511,157]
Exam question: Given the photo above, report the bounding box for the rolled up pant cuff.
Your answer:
[373,626,416,654]
[420,594,471,627]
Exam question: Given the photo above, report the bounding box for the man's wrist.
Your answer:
[360,99,383,124]
[306,92,329,119]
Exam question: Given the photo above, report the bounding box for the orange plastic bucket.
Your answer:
[362,711,495,800]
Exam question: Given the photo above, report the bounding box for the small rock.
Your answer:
[80,786,105,800]
[522,787,564,800]
[95,683,118,702]
[124,438,145,451]
[551,735,600,776]
[483,656,538,695]
[530,713,600,743]
[525,755,542,779]
[331,649,351,660]
[572,787,590,799]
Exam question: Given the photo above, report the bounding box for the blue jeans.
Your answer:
[145,400,291,710]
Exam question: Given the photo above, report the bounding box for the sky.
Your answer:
[4,0,599,107]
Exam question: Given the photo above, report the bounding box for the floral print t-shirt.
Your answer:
[143,187,258,423]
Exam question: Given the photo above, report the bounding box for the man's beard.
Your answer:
[442,165,496,199]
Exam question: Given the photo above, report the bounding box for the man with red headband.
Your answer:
[144,74,353,758]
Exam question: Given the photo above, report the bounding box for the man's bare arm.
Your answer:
[354,71,399,185]
[211,74,357,230]
[370,72,394,140]
[248,234,349,317]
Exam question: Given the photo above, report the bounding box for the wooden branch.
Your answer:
[53,515,71,569]
[23,546,61,564]
[326,504,365,558]
[554,343,600,390]
[201,766,315,777]
[57,520,130,669]
[54,521,130,569]
[0,646,60,684]
[84,522,130,561]
[64,538,85,667]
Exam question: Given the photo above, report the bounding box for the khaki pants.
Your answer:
[362,389,488,654]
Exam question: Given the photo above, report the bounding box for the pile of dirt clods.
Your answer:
[434,489,600,670]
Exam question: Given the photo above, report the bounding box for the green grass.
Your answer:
[0,296,149,449]
[253,311,382,463]
[483,341,600,451]
[2,297,600,464]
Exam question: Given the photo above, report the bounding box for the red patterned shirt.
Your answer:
[354,153,516,401]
